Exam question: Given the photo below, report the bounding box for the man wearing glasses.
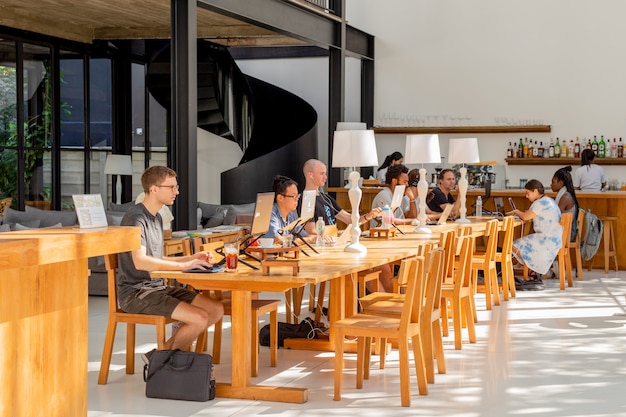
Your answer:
[117,166,224,361]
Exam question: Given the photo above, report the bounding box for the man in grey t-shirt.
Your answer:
[117,166,223,353]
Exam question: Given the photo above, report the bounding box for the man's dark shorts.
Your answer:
[119,286,198,317]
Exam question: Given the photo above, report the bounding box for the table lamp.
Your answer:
[331,129,378,253]
[104,154,133,204]
[447,138,480,223]
[404,134,441,233]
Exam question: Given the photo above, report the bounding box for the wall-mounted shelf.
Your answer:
[372,125,551,134]
[505,157,626,166]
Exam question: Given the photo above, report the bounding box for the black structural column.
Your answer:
[170,0,198,230]
[328,2,345,188]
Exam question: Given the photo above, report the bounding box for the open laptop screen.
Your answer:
[250,192,275,236]
[390,185,406,212]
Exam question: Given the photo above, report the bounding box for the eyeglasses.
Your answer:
[156,184,180,191]
[280,193,300,200]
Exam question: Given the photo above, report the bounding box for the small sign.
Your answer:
[72,194,108,228]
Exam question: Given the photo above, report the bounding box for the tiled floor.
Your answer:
[88,270,626,416]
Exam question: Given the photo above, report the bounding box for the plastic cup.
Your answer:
[224,242,238,272]
[281,233,293,248]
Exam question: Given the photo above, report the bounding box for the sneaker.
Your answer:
[141,348,156,365]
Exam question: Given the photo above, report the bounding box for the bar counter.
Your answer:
[328,186,626,270]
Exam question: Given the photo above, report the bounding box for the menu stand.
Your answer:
[247,246,301,275]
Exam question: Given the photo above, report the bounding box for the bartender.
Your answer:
[573,149,606,191]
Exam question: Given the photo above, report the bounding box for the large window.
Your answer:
[0,39,17,208]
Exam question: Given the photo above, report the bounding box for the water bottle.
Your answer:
[476,196,482,217]
[315,217,325,246]
[381,205,391,229]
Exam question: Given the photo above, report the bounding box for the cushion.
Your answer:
[0,223,10,232]
[106,212,125,226]
[108,201,135,213]
[24,206,78,227]
[224,203,256,225]
[13,219,42,230]
[3,207,37,225]
[0,197,12,220]
[197,202,230,227]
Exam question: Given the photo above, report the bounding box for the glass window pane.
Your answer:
[60,53,85,148]
[60,150,84,209]
[149,92,167,149]
[0,39,17,205]
[23,43,52,204]
[131,63,146,149]
[90,58,112,148]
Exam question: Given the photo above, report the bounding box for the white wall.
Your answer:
[345,0,626,188]
[197,128,243,204]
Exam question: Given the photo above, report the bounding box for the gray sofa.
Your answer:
[197,201,255,228]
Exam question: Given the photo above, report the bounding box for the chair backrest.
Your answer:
[573,208,585,247]
[457,226,472,237]
[499,216,516,256]
[439,229,456,280]
[398,256,425,328]
[454,235,475,293]
[421,248,445,322]
[482,219,500,262]
[200,242,225,263]
[104,253,121,314]
[560,212,573,251]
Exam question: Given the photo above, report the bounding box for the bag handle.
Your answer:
[144,349,179,382]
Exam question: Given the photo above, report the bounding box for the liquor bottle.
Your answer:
[507,141,512,158]
[548,139,554,158]
[574,137,581,158]
[518,138,524,158]
[619,137,624,158]
[538,141,544,157]
[532,140,539,158]
[528,140,534,158]
[554,137,561,158]
[591,136,598,155]
[523,137,529,158]
[598,135,606,158]
[586,138,592,150]
[476,196,482,217]
[568,140,574,158]
[611,138,617,158]
[561,139,567,158]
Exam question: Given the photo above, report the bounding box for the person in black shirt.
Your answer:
[426,168,460,218]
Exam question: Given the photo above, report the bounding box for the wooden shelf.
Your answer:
[505,157,626,166]
[372,125,551,134]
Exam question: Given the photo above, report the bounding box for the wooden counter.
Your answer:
[329,186,626,270]
[0,226,140,417]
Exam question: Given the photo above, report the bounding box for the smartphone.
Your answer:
[508,197,517,211]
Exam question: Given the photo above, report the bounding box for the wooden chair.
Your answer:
[98,253,179,385]
[570,208,585,280]
[361,244,448,384]
[333,253,437,407]
[199,242,279,377]
[589,216,619,274]
[471,219,501,310]
[495,216,516,300]
[557,212,574,290]
[441,235,477,350]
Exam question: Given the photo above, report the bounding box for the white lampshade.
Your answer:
[336,121,367,131]
[104,154,133,175]
[447,137,480,164]
[331,130,379,168]
[404,134,441,164]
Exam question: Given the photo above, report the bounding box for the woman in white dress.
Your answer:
[507,179,562,278]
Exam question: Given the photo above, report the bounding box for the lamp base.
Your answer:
[414,225,432,234]
[455,218,471,223]
[344,242,367,253]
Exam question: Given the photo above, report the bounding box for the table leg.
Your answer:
[214,289,308,403]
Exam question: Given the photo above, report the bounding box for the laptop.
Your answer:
[250,192,275,236]
[494,197,505,216]
[282,189,316,232]
[436,203,454,225]
[331,224,352,246]
[389,185,406,213]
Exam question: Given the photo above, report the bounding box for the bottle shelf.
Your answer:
[505,157,626,166]
[372,125,551,134]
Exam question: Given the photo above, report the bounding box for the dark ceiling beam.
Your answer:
[198,0,339,49]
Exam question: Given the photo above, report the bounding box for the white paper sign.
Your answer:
[72,194,108,228]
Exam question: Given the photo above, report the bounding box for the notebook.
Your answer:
[250,192,275,236]
[282,189,316,232]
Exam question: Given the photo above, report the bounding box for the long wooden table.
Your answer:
[0,226,140,417]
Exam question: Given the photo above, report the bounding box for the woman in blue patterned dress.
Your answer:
[507,179,562,278]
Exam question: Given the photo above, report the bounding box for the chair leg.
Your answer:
[559,251,566,290]
[573,246,583,281]
[399,339,412,407]
[453,297,462,350]
[440,297,449,337]
[126,323,136,375]
[314,281,327,323]
[432,320,446,375]
[333,328,344,401]
[251,308,260,378]
[356,337,366,389]
[97,318,118,385]
[489,266,500,306]
[464,298,477,344]
[212,317,223,364]
[270,309,278,368]
[421,322,435,384]
[410,334,428,397]
[506,258,516,298]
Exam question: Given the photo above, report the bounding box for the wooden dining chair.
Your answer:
[570,208,585,281]
[495,216,516,300]
[98,253,179,385]
[198,242,279,377]
[361,245,448,384]
[471,219,500,310]
[441,235,477,350]
[557,212,574,290]
[333,252,438,407]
